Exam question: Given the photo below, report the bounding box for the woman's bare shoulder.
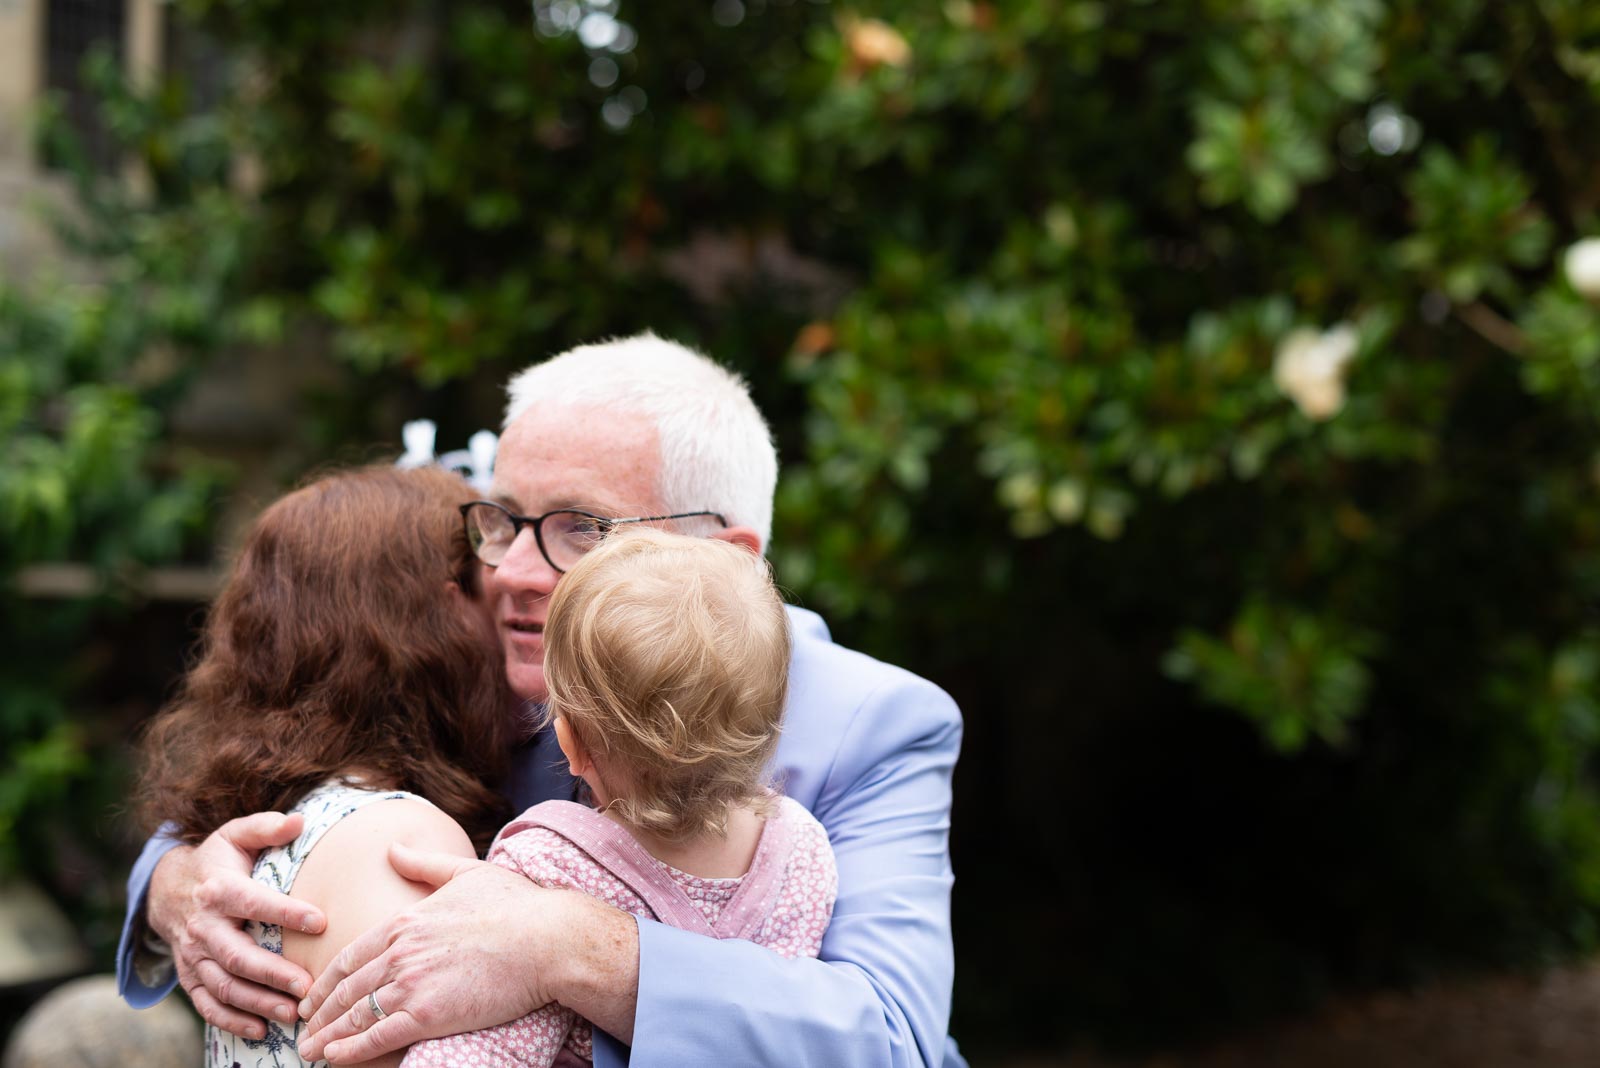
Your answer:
[282,797,474,978]
[304,796,473,863]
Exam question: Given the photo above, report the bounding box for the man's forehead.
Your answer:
[489,447,659,518]
[490,418,661,516]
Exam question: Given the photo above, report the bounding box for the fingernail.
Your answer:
[300,915,318,932]
[290,980,307,999]
[275,1004,295,1024]
[297,997,311,1017]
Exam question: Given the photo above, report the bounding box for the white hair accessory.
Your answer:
[397,419,437,469]
[397,422,498,492]
[468,430,499,490]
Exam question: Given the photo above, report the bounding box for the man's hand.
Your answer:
[296,844,559,1064]
[146,812,327,1038]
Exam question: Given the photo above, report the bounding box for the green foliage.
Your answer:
[1165,598,1376,751]
[0,53,240,879]
[1397,139,1553,302]
[0,697,89,875]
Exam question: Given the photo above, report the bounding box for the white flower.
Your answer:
[1273,323,1360,421]
[1564,238,1600,301]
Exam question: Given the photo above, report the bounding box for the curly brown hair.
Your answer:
[137,465,513,852]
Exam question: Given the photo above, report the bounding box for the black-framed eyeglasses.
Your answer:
[458,501,727,573]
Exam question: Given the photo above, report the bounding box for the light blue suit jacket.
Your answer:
[118,606,965,1067]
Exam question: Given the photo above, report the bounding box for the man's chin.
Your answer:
[507,660,548,707]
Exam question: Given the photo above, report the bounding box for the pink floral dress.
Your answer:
[400,794,837,1068]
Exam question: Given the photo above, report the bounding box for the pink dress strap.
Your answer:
[513,797,799,942]
[516,801,719,936]
[709,797,795,941]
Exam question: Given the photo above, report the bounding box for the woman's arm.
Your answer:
[284,798,475,1068]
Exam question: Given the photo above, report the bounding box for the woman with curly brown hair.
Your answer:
[136,465,518,1068]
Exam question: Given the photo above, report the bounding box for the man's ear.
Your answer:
[711,525,763,555]
[553,716,592,777]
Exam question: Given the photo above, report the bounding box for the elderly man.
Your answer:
[118,334,964,1068]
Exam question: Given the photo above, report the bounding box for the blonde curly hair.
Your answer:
[543,527,791,841]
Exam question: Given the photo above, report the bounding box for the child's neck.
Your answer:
[605,803,766,880]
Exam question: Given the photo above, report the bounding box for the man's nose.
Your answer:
[490,527,560,602]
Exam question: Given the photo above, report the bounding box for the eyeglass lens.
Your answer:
[464,504,608,571]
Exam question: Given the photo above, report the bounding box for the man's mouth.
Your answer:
[507,620,543,635]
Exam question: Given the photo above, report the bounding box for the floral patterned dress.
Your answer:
[206,780,430,1068]
[399,794,838,1068]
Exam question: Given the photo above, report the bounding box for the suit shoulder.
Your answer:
[788,615,961,732]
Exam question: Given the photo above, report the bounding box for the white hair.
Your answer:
[503,332,779,548]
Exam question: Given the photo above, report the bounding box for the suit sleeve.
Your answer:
[116,824,183,1007]
[609,675,962,1068]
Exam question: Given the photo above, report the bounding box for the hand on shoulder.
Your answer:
[283,798,475,981]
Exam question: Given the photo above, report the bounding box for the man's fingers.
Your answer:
[193,958,303,1026]
[196,920,315,999]
[388,842,478,888]
[195,871,324,934]
[301,928,393,1031]
[299,968,397,1061]
[304,952,391,1036]
[184,979,268,1040]
[216,810,306,853]
[322,1010,422,1065]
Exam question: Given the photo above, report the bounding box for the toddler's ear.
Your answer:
[553,715,592,777]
